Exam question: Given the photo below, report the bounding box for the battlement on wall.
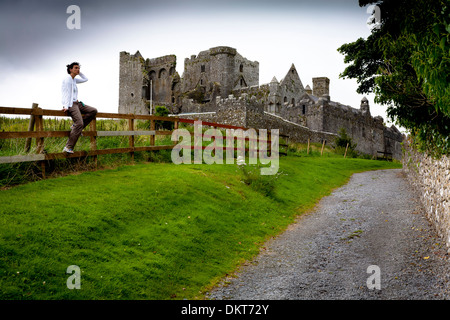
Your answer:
[209,46,237,56]
[146,55,176,68]
[215,93,265,110]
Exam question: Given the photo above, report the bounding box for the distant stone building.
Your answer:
[119,46,403,159]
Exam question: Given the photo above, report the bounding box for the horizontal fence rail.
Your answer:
[0,104,288,177]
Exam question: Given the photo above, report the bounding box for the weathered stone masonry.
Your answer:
[403,141,450,253]
[119,46,404,159]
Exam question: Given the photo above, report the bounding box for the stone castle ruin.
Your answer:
[119,46,404,159]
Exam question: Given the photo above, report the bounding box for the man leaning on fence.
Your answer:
[61,62,97,154]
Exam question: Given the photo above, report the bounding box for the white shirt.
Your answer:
[61,72,88,108]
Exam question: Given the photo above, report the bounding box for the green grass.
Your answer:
[0,117,176,187]
[0,117,172,157]
[0,154,401,300]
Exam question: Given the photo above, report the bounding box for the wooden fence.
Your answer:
[0,103,288,178]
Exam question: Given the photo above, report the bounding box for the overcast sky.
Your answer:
[0,0,397,128]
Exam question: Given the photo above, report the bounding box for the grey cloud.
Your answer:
[0,0,362,70]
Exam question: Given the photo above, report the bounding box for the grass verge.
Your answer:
[0,156,401,299]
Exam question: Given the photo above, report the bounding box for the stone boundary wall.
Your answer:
[173,106,337,147]
[258,112,337,145]
[402,140,450,252]
[171,112,218,124]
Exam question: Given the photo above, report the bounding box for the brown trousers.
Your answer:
[66,101,97,149]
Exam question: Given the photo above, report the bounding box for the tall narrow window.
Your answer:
[201,65,205,73]
[240,64,243,72]
[302,105,306,115]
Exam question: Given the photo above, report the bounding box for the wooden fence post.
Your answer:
[35,108,44,154]
[25,103,38,152]
[268,131,272,157]
[212,126,216,157]
[150,119,155,146]
[321,139,326,156]
[34,106,45,178]
[173,119,179,147]
[90,119,97,168]
[344,142,349,158]
[129,116,134,162]
[307,138,310,155]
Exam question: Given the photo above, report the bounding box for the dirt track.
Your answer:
[207,169,450,300]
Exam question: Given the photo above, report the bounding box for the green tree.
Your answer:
[334,128,358,158]
[155,105,174,130]
[338,0,450,156]
[335,128,357,150]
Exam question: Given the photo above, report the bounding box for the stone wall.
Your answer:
[402,140,450,252]
[175,95,337,146]
[145,55,177,105]
[322,100,386,157]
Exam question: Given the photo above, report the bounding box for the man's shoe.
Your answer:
[63,147,74,154]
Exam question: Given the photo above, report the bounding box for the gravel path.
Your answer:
[207,169,450,300]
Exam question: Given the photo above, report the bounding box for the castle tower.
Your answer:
[360,96,371,116]
[268,76,280,113]
[209,46,237,98]
[312,77,330,100]
[119,51,148,115]
[182,46,259,101]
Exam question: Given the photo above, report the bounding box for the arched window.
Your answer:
[291,98,295,107]
[142,85,149,99]
[159,68,167,78]
[284,97,287,103]
[239,64,243,72]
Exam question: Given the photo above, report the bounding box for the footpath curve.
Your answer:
[207,169,450,300]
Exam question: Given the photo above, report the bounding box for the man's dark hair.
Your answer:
[66,62,80,74]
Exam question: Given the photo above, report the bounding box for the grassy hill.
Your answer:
[0,156,401,299]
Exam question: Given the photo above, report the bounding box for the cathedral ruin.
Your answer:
[118,46,403,159]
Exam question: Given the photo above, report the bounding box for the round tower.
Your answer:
[360,96,371,116]
[209,46,237,98]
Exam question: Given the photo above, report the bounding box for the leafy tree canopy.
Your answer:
[338,0,450,156]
